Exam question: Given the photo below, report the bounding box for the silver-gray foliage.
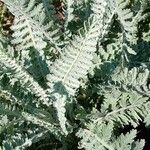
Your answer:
[0,0,150,149]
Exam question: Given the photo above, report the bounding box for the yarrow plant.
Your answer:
[0,0,150,149]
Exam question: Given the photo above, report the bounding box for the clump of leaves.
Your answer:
[0,0,150,150]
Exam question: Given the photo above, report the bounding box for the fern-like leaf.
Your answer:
[0,49,51,106]
[77,123,144,150]
[2,0,60,52]
[47,15,103,95]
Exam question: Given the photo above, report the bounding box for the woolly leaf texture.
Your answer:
[0,0,150,149]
